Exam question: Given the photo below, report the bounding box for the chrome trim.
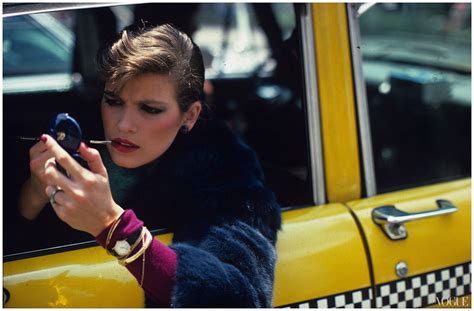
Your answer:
[3,74,73,94]
[372,200,458,240]
[3,2,134,18]
[373,200,458,225]
[346,3,377,197]
[29,12,74,48]
[356,3,377,18]
[300,4,326,205]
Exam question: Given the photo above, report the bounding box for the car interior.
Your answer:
[4,3,313,255]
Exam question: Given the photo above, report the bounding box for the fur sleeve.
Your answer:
[140,120,282,307]
[170,221,277,307]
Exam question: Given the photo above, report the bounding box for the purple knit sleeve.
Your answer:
[96,209,177,306]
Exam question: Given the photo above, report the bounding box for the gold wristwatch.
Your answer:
[109,229,142,258]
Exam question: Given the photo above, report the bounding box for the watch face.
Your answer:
[113,240,131,257]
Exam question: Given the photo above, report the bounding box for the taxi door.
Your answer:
[348,181,471,308]
[273,4,373,308]
[274,204,372,308]
[344,3,471,308]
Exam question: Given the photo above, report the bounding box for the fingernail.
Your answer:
[40,135,47,143]
[81,142,89,149]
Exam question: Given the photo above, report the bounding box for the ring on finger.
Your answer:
[50,188,64,206]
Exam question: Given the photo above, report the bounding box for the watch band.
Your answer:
[108,227,143,258]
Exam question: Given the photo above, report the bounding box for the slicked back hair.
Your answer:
[97,23,204,113]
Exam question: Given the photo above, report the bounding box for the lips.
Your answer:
[111,138,140,153]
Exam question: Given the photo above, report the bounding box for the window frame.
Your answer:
[348,3,471,197]
[347,3,378,197]
[300,3,326,206]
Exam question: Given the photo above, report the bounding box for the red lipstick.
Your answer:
[111,138,140,153]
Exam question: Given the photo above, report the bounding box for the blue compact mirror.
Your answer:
[47,113,83,153]
[47,113,89,173]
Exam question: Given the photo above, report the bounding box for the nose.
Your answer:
[117,108,138,133]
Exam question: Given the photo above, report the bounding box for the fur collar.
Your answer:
[125,118,281,243]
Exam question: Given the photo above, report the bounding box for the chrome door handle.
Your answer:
[372,199,458,240]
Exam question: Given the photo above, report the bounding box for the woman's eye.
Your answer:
[141,105,164,114]
[104,97,122,107]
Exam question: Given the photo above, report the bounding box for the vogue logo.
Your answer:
[436,296,469,307]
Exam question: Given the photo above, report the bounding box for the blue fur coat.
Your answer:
[123,118,282,308]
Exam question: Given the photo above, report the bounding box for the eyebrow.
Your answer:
[103,90,171,106]
[103,90,118,98]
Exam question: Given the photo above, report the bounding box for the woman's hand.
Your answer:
[42,134,123,236]
[19,136,56,220]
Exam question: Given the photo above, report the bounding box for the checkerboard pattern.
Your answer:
[279,262,470,308]
[281,287,373,308]
[376,262,471,308]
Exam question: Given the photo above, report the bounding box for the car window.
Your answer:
[193,3,271,79]
[196,4,312,207]
[3,13,73,76]
[359,3,471,193]
[4,3,311,256]
[3,12,75,94]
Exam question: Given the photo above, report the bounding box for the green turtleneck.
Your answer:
[100,148,156,206]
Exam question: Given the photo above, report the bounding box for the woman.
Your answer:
[18,24,281,307]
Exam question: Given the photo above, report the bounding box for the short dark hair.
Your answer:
[97,23,204,113]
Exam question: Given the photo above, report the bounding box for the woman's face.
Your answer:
[101,73,198,168]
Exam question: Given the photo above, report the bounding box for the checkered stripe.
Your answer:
[278,262,470,308]
[376,262,471,308]
[281,287,373,308]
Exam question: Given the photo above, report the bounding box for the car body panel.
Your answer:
[348,179,471,283]
[4,251,142,307]
[3,234,173,307]
[4,204,371,307]
[347,179,471,307]
[274,203,371,307]
[312,3,362,203]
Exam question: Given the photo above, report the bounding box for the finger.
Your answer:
[29,149,55,172]
[45,185,67,206]
[44,159,75,193]
[79,142,107,176]
[42,134,84,179]
[45,185,67,221]
[29,139,49,158]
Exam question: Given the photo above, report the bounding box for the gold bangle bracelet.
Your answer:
[140,238,146,287]
[118,228,153,266]
[119,229,152,266]
[105,210,126,251]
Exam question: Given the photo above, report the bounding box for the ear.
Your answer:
[182,101,202,131]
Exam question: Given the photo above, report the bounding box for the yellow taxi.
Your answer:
[3,3,471,308]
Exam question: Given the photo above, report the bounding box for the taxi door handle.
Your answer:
[372,199,458,240]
